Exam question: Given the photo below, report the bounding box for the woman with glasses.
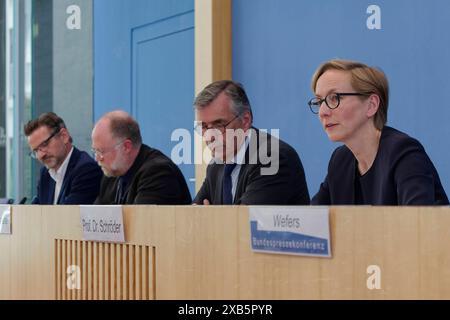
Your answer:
[308,59,448,205]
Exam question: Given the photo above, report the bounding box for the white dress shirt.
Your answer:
[229,129,252,202]
[48,147,74,204]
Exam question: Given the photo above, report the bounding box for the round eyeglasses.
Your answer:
[308,92,371,114]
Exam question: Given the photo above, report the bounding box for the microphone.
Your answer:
[18,197,27,204]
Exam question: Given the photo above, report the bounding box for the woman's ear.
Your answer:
[366,94,380,118]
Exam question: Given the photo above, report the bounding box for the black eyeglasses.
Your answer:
[308,92,371,114]
[194,114,240,134]
[29,128,61,159]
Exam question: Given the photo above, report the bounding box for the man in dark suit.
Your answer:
[91,111,191,205]
[24,112,102,204]
[193,80,310,205]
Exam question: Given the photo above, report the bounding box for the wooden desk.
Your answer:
[0,205,449,299]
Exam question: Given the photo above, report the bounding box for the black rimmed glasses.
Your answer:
[308,92,371,114]
[29,128,61,159]
[194,114,240,135]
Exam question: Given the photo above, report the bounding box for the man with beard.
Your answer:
[91,110,191,205]
[24,112,102,204]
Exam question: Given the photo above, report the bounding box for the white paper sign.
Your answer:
[249,206,331,258]
[0,205,11,235]
[80,205,125,243]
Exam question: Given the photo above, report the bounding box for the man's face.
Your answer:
[91,121,128,177]
[27,126,68,170]
[196,92,251,163]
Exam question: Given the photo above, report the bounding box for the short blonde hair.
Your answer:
[311,59,389,130]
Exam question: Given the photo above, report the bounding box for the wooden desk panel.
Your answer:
[1,206,450,299]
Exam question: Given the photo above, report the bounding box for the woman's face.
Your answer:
[315,69,373,144]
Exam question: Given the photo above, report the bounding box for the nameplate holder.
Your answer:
[249,206,331,258]
[0,205,11,235]
[80,205,125,243]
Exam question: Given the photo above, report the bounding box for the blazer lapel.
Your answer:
[47,179,56,204]
[332,156,356,204]
[56,148,79,204]
[234,127,259,204]
[234,164,249,204]
[216,165,225,204]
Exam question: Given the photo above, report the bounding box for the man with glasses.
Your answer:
[24,112,102,204]
[193,80,310,205]
[91,110,191,204]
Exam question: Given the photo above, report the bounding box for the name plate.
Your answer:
[80,205,125,243]
[249,207,331,258]
[0,205,11,235]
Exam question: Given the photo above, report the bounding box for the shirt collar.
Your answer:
[232,129,252,165]
[49,147,74,182]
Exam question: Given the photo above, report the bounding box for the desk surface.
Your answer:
[0,205,449,299]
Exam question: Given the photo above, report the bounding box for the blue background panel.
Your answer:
[233,0,450,195]
[94,0,195,195]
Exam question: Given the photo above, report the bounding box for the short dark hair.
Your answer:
[108,114,142,147]
[24,112,73,143]
[194,80,253,120]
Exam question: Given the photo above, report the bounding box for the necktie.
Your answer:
[222,163,237,204]
[115,178,126,204]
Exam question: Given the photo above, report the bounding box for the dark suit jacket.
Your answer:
[32,147,102,204]
[194,128,310,205]
[312,126,449,205]
[94,144,192,205]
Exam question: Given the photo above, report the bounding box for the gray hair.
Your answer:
[194,80,253,120]
[103,111,142,148]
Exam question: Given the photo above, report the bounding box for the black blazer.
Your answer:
[32,147,102,204]
[94,144,192,205]
[194,128,310,205]
[312,126,449,205]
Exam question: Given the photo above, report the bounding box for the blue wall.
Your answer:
[233,0,450,196]
[93,0,194,118]
[93,0,196,195]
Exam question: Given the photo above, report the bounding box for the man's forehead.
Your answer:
[197,97,232,121]
[93,119,111,137]
[28,125,51,140]
[27,126,53,148]
[92,129,113,146]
